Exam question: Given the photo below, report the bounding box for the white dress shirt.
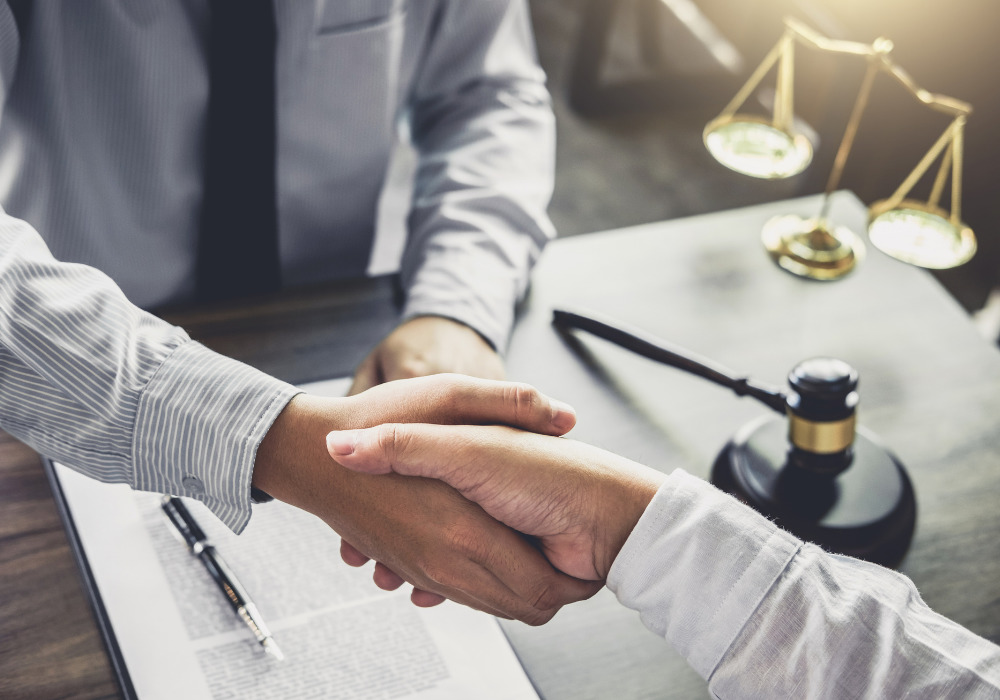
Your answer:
[609,470,1000,699]
[0,0,554,350]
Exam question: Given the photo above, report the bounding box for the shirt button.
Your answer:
[182,476,206,495]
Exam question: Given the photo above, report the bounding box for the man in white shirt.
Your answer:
[326,422,1000,698]
[0,1,549,388]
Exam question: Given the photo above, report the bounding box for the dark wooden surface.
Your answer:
[2,192,998,699]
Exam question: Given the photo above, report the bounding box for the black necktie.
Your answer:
[196,0,280,302]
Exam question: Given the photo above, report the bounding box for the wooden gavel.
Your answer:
[553,308,916,568]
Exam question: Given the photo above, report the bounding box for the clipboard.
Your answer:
[40,377,540,700]
[43,455,138,700]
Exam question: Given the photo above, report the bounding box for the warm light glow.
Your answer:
[868,205,976,268]
[704,118,812,179]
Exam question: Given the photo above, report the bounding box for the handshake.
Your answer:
[252,373,667,625]
[244,373,1000,699]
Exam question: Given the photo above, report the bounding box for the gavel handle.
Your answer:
[552,308,788,414]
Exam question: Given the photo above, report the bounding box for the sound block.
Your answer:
[711,415,916,568]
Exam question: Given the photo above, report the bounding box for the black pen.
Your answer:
[160,495,284,660]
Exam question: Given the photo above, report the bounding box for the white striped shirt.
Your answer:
[0,213,298,531]
[610,471,1000,698]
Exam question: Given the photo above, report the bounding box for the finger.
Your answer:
[358,518,564,622]
[462,540,594,625]
[471,532,604,615]
[345,544,510,617]
[355,555,509,617]
[420,561,547,623]
[418,524,596,625]
[372,562,406,591]
[411,589,447,607]
[348,353,381,396]
[327,423,491,487]
[340,539,371,567]
[484,378,575,434]
[355,374,576,436]
[394,565,516,620]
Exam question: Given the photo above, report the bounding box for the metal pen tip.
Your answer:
[262,637,285,661]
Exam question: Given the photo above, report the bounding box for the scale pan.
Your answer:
[868,200,976,269]
[704,115,813,179]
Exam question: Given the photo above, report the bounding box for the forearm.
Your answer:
[253,393,351,513]
[608,470,1000,698]
[402,0,555,351]
[608,470,800,679]
[716,545,1000,698]
[0,211,298,531]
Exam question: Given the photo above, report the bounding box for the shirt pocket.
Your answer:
[299,1,407,134]
[276,0,408,274]
[313,0,407,36]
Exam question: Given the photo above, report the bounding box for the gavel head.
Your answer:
[784,357,859,477]
[712,355,916,567]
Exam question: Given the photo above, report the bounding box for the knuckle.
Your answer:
[521,606,557,627]
[526,571,567,612]
[375,423,410,464]
[506,382,541,424]
[420,560,455,590]
[419,373,462,418]
[438,372,467,400]
[396,358,430,379]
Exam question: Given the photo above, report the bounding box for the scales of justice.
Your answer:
[703,17,975,280]
[555,20,977,567]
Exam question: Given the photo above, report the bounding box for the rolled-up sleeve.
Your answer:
[401,0,555,351]
[608,469,801,680]
[608,470,1000,698]
[0,212,298,532]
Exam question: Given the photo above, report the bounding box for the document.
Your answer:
[53,378,538,700]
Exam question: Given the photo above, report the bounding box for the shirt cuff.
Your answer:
[401,243,526,353]
[607,469,802,680]
[130,340,300,533]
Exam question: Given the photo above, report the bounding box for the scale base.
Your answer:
[761,214,866,281]
[710,416,916,568]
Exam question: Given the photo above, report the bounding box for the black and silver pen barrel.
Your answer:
[161,495,284,660]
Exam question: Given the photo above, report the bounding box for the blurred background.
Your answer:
[527,0,1000,329]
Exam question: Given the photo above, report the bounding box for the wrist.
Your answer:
[252,393,351,509]
[407,314,498,353]
[597,469,666,579]
[401,293,509,354]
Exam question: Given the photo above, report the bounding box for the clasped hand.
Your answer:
[253,373,602,625]
[316,372,666,623]
[328,423,665,584]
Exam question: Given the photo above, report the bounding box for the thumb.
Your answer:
[326,423,462,482]
[325,426,390,474]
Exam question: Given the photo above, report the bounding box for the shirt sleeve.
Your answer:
[0,3,16,101]
[0,211,299,533]
[401,0,555,352]
[607,469,1000,699]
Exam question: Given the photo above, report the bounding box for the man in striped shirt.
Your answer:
[0,1,593,621]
